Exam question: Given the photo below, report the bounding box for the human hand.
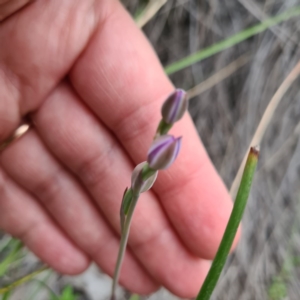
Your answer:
[0,0,238,297]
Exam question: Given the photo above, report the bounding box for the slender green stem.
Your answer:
[111,193,140,300]
[0,240,23,277]
[141,164,156,181]
[196,146,259,300]
[165,7,300,75]
[155,119,173,137]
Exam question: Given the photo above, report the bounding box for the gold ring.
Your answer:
[0,123,31,151]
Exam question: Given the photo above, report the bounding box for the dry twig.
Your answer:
[187,54,250,99]
[230,59,300,198]
[136,0,168,28]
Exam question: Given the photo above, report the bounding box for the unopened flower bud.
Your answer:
[161,89,188,124]
[147,135,182,170]
[131,162,158,193]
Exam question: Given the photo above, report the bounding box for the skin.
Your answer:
[0,0,239,297]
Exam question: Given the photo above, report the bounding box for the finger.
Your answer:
[0,129,158,294]
[0,0,100,140]
[0,0,33,21]
[70,0,238,258]
[33,83,211,298]
[0,168,89,274]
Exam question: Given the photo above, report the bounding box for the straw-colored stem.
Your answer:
[230,59,300,198]
[187,54,249,99]
[135,0,167,28]
[0,266,48,294]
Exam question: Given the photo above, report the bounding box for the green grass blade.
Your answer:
[129,294,140,300]
[165,7,300,75]
[196,146,259,300]
[2,291,11,300]
[0,240,23,277]
[0,238,14,253]
[60,285,77,300]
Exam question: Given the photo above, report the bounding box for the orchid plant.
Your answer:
[110,89,258,300]
[0,88,258,299]
[110,89,188,300]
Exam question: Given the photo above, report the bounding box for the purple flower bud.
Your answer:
[161,89,188,124]
[131,162,158,193]
[147,135,182,170]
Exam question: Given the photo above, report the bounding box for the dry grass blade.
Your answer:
[230,59,300,198]
[261,121,300,172]
[136,0,167,28]
[187,54,250,99]
[0,266,48,294]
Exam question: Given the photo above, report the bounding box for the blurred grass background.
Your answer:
[2,0,300,299]
[129,1,300,298]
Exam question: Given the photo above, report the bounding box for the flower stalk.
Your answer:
[111,89,188,300]
[111,191,140,300]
